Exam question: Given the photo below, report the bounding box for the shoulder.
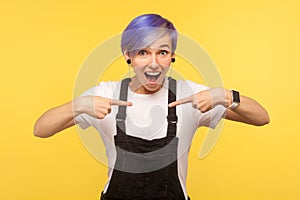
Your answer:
[79,80,121,98]
[176,79,209,96]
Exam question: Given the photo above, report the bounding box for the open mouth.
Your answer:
[144,71,161,82]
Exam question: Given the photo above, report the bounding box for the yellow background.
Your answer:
[1,0,299,199]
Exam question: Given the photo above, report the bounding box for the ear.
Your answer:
[171,52,175,59]
[123,49,130,61]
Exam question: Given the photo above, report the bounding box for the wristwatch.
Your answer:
[228,90,240,110]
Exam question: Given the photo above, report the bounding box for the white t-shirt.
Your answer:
[75,78,226,199]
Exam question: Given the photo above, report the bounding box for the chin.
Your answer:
[143,84,162,94]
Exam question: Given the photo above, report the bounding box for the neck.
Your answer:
[129,76,164,94]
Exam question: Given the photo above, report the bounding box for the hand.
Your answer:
[73,96,132,119]
[168,88,230,112]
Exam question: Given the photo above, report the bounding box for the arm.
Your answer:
[169,88,269,126]
[34,100,76,138]
[224,94,270,126]
[34,96,132,138]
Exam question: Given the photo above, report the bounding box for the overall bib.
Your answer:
[101,77,190,200]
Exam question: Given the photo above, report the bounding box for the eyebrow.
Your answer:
[159,44,170,49]
[146,44,171,50]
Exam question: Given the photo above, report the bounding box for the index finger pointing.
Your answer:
[168,96,193,107]
[110,99,133,106]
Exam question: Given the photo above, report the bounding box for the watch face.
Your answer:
[232,90,240,103]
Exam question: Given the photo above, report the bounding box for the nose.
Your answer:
[148,54,159,68]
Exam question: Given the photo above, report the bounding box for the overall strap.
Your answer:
[116,78,131,137]
[167,77,178,137]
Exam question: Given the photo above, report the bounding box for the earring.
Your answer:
[169,58,175,77]
[127,59,131,77]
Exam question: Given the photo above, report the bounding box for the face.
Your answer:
[125,34,174,94]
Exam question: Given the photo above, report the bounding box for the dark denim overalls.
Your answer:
[101,77,190,200]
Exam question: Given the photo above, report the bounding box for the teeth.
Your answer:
[145,72,160,76]
[144,71,161,82]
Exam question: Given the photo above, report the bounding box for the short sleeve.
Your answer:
[75,114,93,130]
[198,105,226,128]
[74,86,98,130]
[178,80,227,129]
[73,81,120,130]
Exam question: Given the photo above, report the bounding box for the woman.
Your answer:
[34,14,269,200]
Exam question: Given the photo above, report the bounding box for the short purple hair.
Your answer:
[121,14,178,56]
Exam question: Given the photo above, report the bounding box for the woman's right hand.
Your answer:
[34,96,132,138]
[73,96,132,119]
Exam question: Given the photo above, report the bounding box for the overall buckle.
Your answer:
[167,115,178,124]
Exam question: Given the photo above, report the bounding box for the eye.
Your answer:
[138,50,147,56]
[159,50,169,55]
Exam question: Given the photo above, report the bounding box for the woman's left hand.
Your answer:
[168,88,231,112]
[169,88,270,126]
